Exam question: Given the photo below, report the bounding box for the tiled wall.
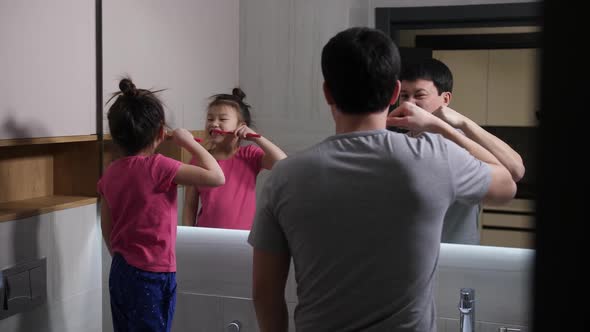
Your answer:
[0,204,102,332]
[171,228,533,332]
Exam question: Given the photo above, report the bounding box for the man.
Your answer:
[248,27,516,331]
[399,58,525,244]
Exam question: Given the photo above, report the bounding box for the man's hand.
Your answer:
[432,105,466,128]
[387,102,446,134]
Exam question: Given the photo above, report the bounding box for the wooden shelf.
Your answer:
[0,135,98,147]
[1,140,100,222]
[0,195,98,223]
[483,198,534,214]
[481,212,535,230]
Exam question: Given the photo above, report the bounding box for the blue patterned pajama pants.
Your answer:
[109,253,177,332]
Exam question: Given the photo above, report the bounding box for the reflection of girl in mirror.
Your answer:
[183,88,287,230]
[98,77,225,332]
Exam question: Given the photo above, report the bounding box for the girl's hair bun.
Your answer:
[232,87,246,101]
[119,78,138,97]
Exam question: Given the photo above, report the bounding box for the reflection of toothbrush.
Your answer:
[211,128,261,138]
[164,130,202,142]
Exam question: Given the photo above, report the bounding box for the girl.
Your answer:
[98,78,225,332]
[182,88,286,230]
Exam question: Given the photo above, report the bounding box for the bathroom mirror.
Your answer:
[101,0,540,250]
[180,2,541,250]
[374,2,541,249]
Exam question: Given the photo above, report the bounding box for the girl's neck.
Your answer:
[137,143,157,156]
[210,142,239,160]
[136,150,155,157]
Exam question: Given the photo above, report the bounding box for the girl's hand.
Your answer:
[172,128,198,148]
[234,125,260,140]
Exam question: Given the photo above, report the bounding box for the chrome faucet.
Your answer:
[459,288,475,332]
[226,320,241,332]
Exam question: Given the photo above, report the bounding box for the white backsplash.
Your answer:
[168,227,533,331]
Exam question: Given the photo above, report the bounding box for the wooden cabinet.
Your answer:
[487,49,540,126]
[0,137,100,223]
[434,49,539,126]
[480,213,535,249]
[481,227,534,249]
[0,0,96,140]
[433,50,489,125]
[0,1,99,222]
[480,199,535,249]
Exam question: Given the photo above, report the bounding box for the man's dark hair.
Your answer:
[400,58,453,94]
[321,27,401,114]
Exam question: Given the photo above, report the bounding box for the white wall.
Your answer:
[240,0,364,155]
[102,0,240,132]
[0,205,102,332]
[0,0,96,139]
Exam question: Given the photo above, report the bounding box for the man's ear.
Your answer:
[323,81,335,105]
[390,80,401,105]
[442,91,452,106]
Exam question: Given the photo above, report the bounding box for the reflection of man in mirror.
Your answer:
[398,58,525,244]
[248,27,517,331]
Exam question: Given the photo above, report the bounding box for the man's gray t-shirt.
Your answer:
[442,201,481,244]
[248,129,490,332]
[441,128,482,245]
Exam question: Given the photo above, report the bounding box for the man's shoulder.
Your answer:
[274,143,322,170]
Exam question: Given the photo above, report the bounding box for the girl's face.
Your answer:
[206,104,243,144]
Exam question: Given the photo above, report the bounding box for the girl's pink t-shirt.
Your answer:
[193,145,264,230]
[97,154,181,272]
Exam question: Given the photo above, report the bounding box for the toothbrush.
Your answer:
[211,128,261,138]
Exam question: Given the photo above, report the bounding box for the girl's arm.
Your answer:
[182,185,199,226]
[172,128,225,187]
[254,137,287,170]
[99,196,113,256]
[235,125,287,170]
